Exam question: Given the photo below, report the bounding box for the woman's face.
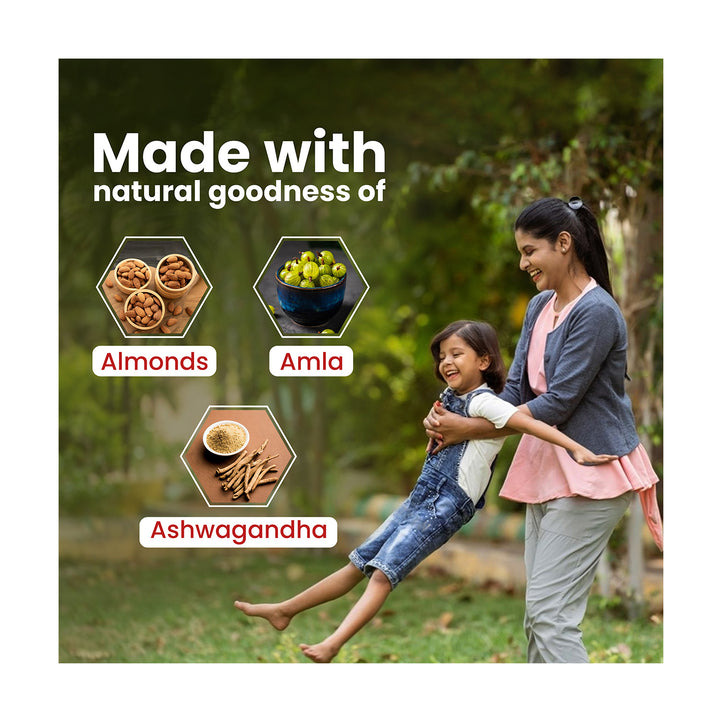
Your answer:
[515,229,568,292]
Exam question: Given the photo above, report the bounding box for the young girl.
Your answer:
[234,319,616,663]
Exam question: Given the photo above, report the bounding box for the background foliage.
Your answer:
[59,59,663,517]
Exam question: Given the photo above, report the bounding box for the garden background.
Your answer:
[58,59,663,663]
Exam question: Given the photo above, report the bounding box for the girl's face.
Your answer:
[437,334,489,395]
[515,229,569,292]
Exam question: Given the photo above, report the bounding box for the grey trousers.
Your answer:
[523,492,632,663]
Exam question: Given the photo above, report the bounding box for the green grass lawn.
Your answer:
[59,550,662,663]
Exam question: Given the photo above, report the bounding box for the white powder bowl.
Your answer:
[202,420,250,459]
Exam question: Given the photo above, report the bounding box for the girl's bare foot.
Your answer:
[234,601,292,631]
[299,641,339,663]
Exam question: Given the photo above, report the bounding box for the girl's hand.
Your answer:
[571,447,618,465]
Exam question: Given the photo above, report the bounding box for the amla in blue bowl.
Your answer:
[275,267,347,326]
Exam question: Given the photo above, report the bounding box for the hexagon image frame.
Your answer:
[253,235,369,338]
[181,405,296,508]
[96,235,212,339]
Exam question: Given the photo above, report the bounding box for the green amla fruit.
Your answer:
[302,261,320,280]
[299,278,316,288]
[300,250,316,264]
[317,262,332,277]
[320,328,335,334]
[283,269,302,286]
[331,262,346,278]
[319,250,335,265]
[318,274,338,287]
[279,268,289,280]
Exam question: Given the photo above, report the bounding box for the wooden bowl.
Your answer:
[124,289,165,331]
[155,253,196,300]
[114,258,152,295]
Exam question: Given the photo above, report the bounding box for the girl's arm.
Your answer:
[505,406,617,465]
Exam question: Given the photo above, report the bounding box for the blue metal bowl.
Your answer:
[275,267,347,326]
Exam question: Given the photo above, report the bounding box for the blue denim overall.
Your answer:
[349,386,495,588]
[423,386,495,510]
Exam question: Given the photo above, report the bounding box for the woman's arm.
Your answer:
[423,401,515,453]
[505,406,617,465]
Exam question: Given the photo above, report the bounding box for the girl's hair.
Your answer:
[514,196,614,297]
[430,320,506,393]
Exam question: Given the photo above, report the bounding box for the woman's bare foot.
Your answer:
[299,641,339,663]
[234,601,292,631]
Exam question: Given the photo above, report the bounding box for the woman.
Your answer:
[424,196,663,663]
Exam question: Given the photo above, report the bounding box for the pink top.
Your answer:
[499,281,663,549]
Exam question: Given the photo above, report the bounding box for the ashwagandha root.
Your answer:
[247,464,277,495]
[214,438,278,501]
[233,468,276,500]
[248,452,278,469]
[216,450,248,477]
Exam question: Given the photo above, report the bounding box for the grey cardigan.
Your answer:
[500,286,640,456]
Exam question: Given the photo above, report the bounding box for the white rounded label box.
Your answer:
[93,346,217,376]
[139,516,338,548]
[269,345,353,376]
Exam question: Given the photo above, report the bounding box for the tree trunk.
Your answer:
[614,187,663,611]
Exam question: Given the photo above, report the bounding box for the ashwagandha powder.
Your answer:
[206,423,247,454]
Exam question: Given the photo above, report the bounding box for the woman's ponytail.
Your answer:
[572,200,614,298]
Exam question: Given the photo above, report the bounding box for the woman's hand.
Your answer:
[423,402,445,453]
[570,446,618,465]
[423,401,474,453]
